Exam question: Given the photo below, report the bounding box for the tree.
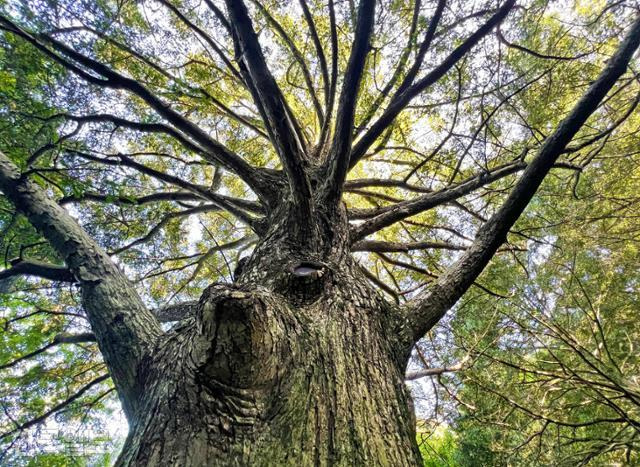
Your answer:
[0,0,639,464]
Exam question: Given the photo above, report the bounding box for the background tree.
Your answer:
[0,0,639,465]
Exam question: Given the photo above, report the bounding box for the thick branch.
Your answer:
[224,0,313,217]
[352,240,467,253]
[402,16,640,346]
[153,300,199,322]
[0,151,161,419]
[323,0,376,206]
[0,259,73,282]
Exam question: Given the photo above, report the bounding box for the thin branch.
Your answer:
[0,374,109,441]
[318,0,339,151]
[59,191,201,206]
[356,0,429,134]
[563,89,640,154]
[393,0,447,98]
[69,150,264,224]
[157,0,243,83]
[251,0,324,127]
[299,0,330,111]
[0,16,271,199]
[359,265,400,304]
[0,332,96,371]
[109,204,221,255]
[405,357,469,380]
[496,26,592,61]
[350,162,525,240]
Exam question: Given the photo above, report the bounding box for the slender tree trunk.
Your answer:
[116,205,421,466]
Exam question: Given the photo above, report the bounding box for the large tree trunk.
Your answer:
[116,205,421,466]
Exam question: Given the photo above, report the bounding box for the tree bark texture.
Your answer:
[117,208,420,466]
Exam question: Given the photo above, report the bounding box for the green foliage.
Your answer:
[415,102,640,464]
[418,425,458,467]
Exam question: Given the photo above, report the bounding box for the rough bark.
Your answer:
[117,203,420,466]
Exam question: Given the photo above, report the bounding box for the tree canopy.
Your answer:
[0,0,639,464]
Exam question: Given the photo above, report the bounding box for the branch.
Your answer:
[59,191,201,206]
[157,0,243,83]
[359,0,447,135]
[0,16,271,200]
[356,0,428,135]
[405,359,467,380]
[0,259,74,282]
[56,112,207,156]
[251,0,324,127]
[109,204,221,255]
[352,240,467,253]
[224,0,313,217]
[401,16,640,347]
[350,162,525,240]
[359,265,400,304]
[345,177,431,193]
[393,0,447,98]
[563,88,640,154]
[0,151,161,419]
[349,0,517,169]
[69,150,264,225]
[0,374,109,441]
[318,0,339,150]
[153,300,198,322]
[0,332,96,371]
[299,0,330,111]
[496,26,591,61]
[322,0,376,207]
